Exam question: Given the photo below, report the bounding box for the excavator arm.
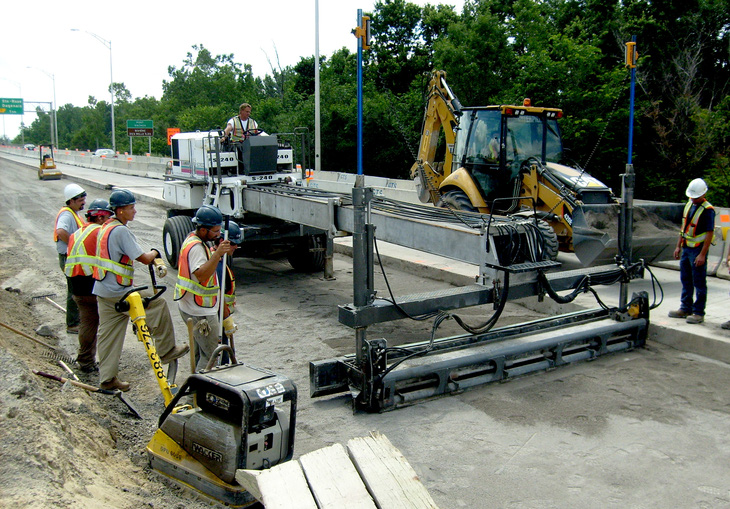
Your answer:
[410,70,463,204]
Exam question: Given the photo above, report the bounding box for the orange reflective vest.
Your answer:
[93,219,134,286]
[65,223,102,277]
[53,207,84,241]
[681,200,714,248]
[175,234,220,308]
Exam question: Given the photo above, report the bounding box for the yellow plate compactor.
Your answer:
[147,361,297,507]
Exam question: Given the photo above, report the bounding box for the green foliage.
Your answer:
[15,2,728,207]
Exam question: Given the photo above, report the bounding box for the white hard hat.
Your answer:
[685,178,708,199]
[64,183,86,202]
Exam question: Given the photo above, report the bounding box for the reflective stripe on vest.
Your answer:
[65,223,102,277]
[174,233,220,308]
[681,200,714,248]
[224,265,236,307]
[93,219,134,286]
[53,207,84,241]
[231,116,257,142]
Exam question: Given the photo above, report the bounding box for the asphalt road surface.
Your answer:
[2,156,729,508]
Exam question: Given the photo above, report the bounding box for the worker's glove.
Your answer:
[223,316,237,339]
[153,258,167,278]
[194,318,211,336]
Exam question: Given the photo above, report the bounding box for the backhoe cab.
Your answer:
[411,70,681,266]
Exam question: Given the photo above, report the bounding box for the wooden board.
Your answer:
[299,443,376,509]
[347,432,439,509]
[235,434,439,508]
[235,460,317,509]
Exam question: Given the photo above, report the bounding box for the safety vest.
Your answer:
[53,207,84,241]
[231,116,258,142]
[681,200,714,248]
[65,223,102,277]
[223,265,236,309]
[93,219,134,286]
[174,234,221,308]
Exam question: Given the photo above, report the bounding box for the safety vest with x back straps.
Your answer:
[175,233,221,308]
[93,218,134,286]
[53,207,84,241]
[681,199,714,248]
[65,223,102,277]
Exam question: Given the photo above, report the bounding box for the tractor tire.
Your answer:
[436,189,477,212]
[287,234,326,273]
[535,219,559,261]
[163,215,194,269]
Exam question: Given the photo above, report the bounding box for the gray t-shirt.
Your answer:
[56,209,81,254]
[92,224,145,299]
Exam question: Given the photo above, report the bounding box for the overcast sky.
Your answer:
[0,0,464,141]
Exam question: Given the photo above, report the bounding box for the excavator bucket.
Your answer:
[571,200,684,266]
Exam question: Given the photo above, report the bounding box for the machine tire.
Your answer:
[163,215,194,269]
[287,234,326,273]
[436,189,477,212]
[535,219,559,261]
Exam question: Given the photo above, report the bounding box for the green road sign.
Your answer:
[127,119,154,137]
[0,98,24,115]
[127,119,153,129]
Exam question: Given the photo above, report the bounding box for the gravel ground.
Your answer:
[1,156,729,508]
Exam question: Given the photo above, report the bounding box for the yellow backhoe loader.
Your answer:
[410,70,681,265]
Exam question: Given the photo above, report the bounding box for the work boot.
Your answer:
[66,325,79,334]
[100,377,131,392]
[721,321,730,330]
[668,309,690,319]
[76,361,99,374]
[160,344,189,364]
[686,314,704,324]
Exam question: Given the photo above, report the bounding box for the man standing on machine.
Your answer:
[174,205,237,372]
[54,183,86,334]
[93,189,189,392]
[64,199,113,373]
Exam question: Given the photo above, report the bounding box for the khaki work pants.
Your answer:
[96,291,176,383]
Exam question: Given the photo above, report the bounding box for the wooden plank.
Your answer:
[347,432,439,509]
[299,443,377,509]
[235,461,317,509]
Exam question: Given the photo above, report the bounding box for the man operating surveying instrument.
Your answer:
[175,205,238,372]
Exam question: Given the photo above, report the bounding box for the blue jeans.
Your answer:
[679,246,707,316]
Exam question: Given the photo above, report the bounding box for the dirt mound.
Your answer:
[0,225,208,508]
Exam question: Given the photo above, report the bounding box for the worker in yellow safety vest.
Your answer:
[93,189,188,392]
[64,199,113,373]
[222,102,265,142]
[175,205,238,371]
[669,178,715,325]
[54,183,86,334]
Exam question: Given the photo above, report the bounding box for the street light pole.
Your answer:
[71,29,115,153]
[27,68,58,147]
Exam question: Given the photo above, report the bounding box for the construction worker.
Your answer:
[93,189,189,392]
[64,199,113,373]
[669,178,715,325]
[55,183,86,334]
[174,206,238,372]
[222,102,265,142]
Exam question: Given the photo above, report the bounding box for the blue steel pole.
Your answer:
[627,35,637,165]
[356,9,364,175]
